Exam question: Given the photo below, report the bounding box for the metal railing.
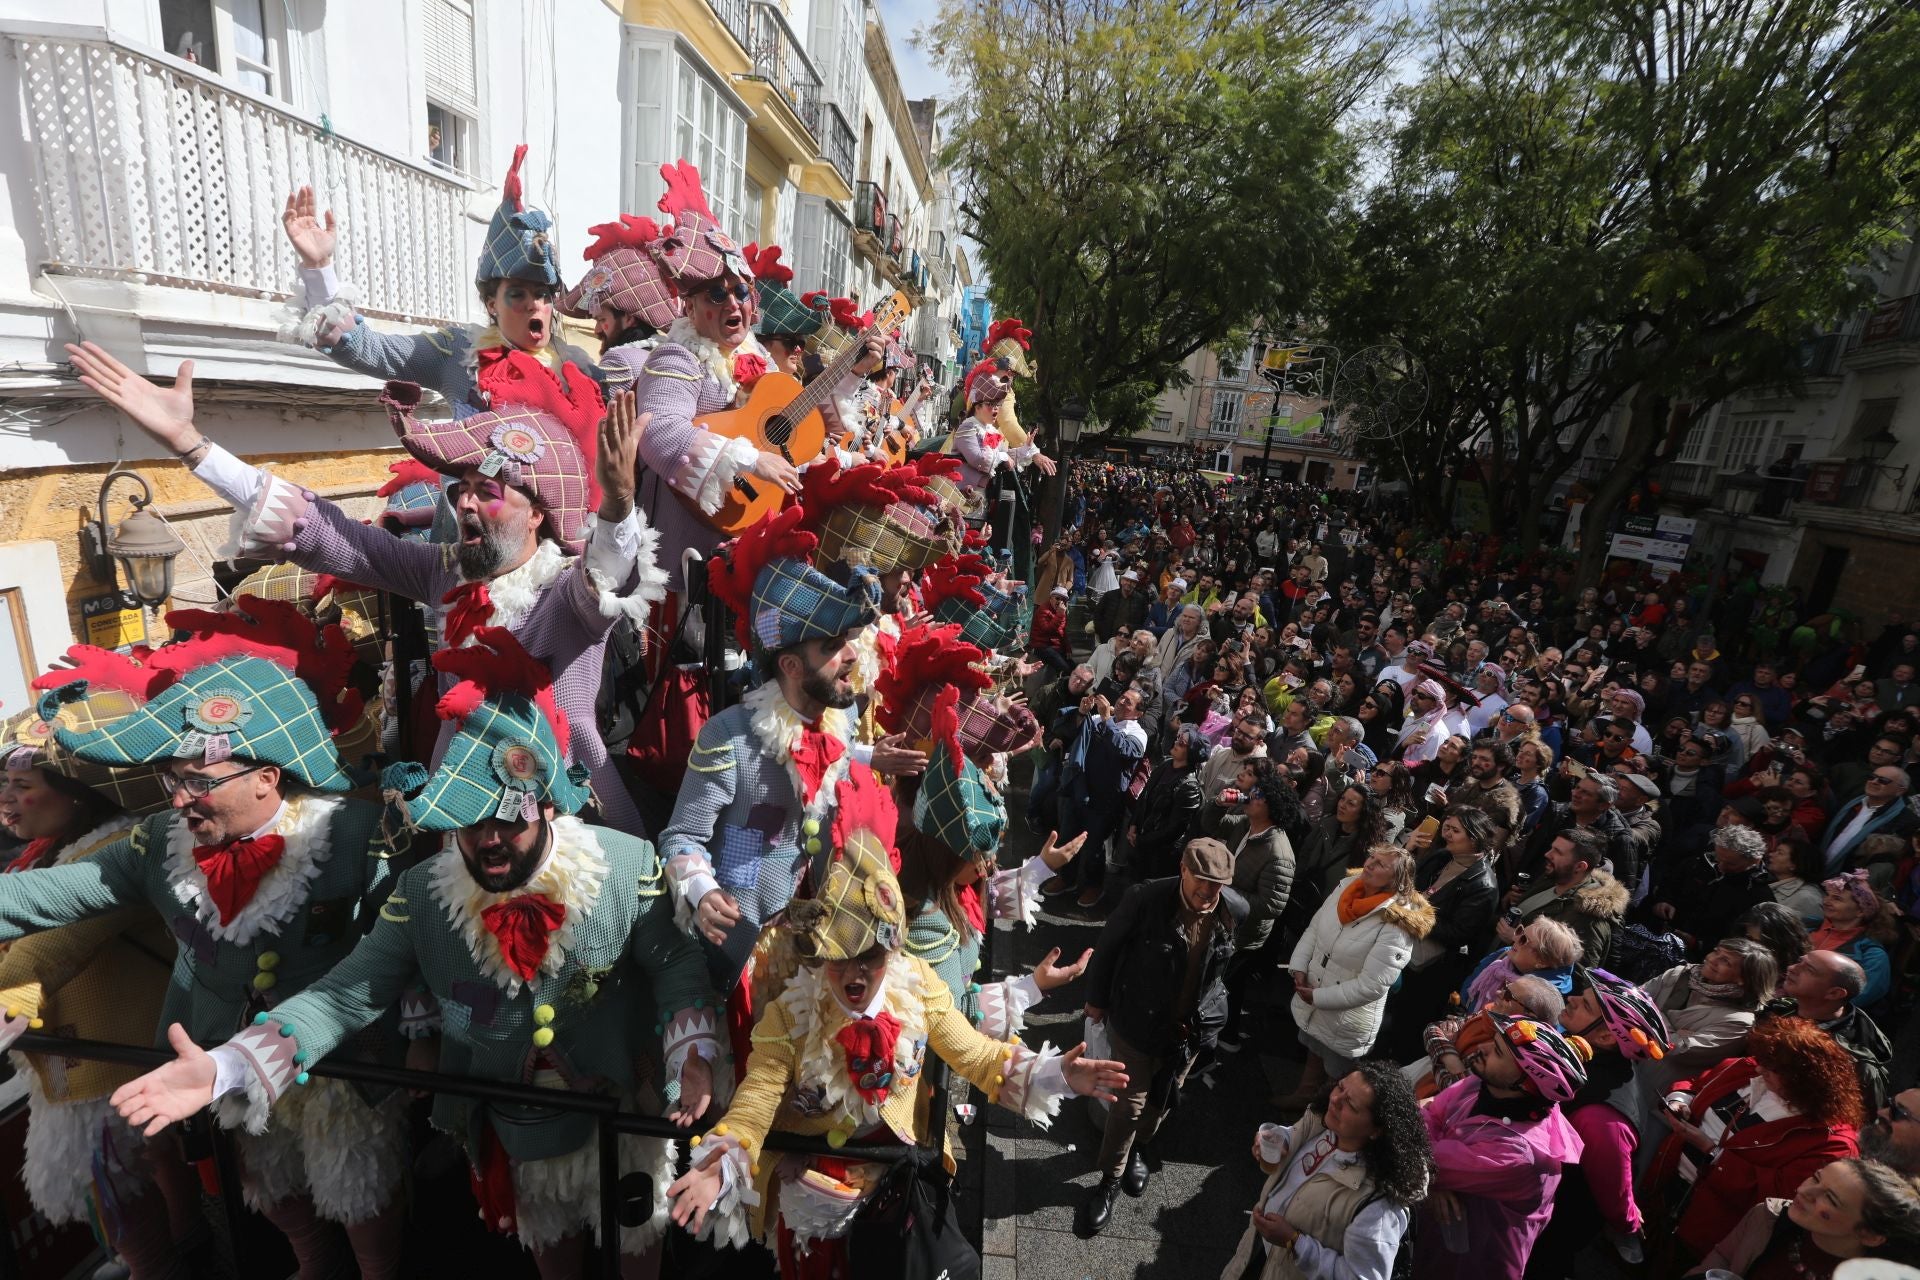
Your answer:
[704,0,755,55]
[1851,293,1920,349]
[7,25,471,326]
[855,180,887,235]
[11,1027,948,1280]
[800,95,857,184]
[885,213,905,261]
[747,2,823,135]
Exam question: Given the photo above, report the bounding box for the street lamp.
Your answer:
[1049,397,1087,544]
[1056,397,1086,453]
[1858,425,1910,494]
[86,469,186,608]
[1718,466,1765,517]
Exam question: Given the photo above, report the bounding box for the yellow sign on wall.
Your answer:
[79,592,147,651]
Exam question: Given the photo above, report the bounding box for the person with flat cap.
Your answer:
[1077,836,1248,1236]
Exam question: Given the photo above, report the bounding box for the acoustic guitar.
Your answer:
[695,291,912,535]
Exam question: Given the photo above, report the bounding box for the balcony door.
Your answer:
[159,0,288,99]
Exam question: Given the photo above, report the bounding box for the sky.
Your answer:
[876,0,958,108]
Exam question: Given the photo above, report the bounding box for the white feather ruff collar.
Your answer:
[445,538,570,636]
[664,317,770,404]
[778,953,929,1133]
[428,816,609,997]
[743,682,853,823]
[165,795,340,946]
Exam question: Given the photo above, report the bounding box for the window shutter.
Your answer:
[791,196,827,294]
[424,0,477,110]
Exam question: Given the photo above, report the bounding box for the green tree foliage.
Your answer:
[1329,0,1920,577]
[930,0,1386,435]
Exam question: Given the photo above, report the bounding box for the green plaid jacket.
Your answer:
[259,828,713,1162]
[0,798,405,1047]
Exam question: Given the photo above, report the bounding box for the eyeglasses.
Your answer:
[160,764,269,799]
[1870,774,1902,785]
[1891,1099,1920,1125]
[700,280,754,305]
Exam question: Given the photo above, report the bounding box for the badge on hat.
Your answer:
[177,690,253,763]
[491,739,545,822]
[482,422,547,478]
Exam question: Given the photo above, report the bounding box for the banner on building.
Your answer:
[1606,514,1695,577]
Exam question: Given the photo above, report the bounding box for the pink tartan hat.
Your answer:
[560,213,681,332]
[648,160,751,289]
[380,380,600,554]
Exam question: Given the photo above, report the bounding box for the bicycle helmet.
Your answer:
[1573,967,1673,1061]
[1474,1010,1592,1103]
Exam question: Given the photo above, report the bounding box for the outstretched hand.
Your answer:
[1060,1042,1128,1103]
[669,1052,713,1129]
[596,390,647,519]
[281,186,338,268]
[1037,830,1088,871]
[65,343,201,454]
[667,1161,724,1234]
[109,1022,217,1137]
[1031,946,1092,992]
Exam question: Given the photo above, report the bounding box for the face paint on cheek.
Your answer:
[481,497,509,520]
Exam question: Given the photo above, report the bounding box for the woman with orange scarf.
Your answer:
[1282,844,1434,1109]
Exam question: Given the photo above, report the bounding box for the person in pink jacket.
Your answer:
[1416,1011,1589,1280]
[1526,967,1676,1278]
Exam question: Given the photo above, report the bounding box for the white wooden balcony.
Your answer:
[7,23,471,328]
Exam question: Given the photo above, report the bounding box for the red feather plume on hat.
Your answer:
[792,458,903,536]
[926,684,966,778]
[656,159,718,225]
[963,358,1008,404]
[432,626,570,753]
[873,622,988,735]
[500,143,528,212]
[905,453,963,484]
[139,596,366,737]
[707,505,820,649]
[985,318,1032,352]
[375,458,441,498]
[30,646,171,702]
[472,347,607,514]
[826,296,872,332]
[919,555,992,613]
[582,213,663,262]
[743,242,794,286]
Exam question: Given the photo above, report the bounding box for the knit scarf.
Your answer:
[1686,967,1749,1003]
[1337,878,1393,925]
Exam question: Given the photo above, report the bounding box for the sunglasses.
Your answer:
[700,280,753,304]
[1891,1099,1920,1125]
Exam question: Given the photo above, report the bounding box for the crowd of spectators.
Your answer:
[1026,460,1920,1279]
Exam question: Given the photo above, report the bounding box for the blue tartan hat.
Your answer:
[912,739,1004,861]
[56,656,353,792]
[933,579,1024,650]
[749,556,880,653]
[477,145,561,288]
[382,628,591,832]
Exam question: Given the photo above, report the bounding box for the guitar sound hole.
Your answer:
[767,414,791,445]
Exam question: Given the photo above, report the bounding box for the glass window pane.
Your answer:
[160,0,217,65]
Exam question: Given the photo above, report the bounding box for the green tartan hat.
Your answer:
[56,656,354,792]
[382,628,590,831]
[912,738,1005,862]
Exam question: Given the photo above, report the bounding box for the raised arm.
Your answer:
[0,826,155,945]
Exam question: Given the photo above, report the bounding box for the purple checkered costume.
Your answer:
[188,447,656,835]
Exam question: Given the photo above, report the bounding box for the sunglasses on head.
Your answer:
[700,280,753,304]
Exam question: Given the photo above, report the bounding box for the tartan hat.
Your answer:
[912,736,1005,862]
[787,829,907,962]
[382,628,589,831]
[984,318,1033,376]
[560,213,680,332]
[797,459,959,574]
[478,145,561,288]
[375,458,443,543]
[707,505,879,653]
[648,160,750,289]
[46,598,365,791]
[964,358,1012,408]
[746,243,824,340]
[4,682,168,818]
[381,372,603,555]
[922,554,1024,650]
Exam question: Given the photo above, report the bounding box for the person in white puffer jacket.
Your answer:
[1279,843,1434,1111]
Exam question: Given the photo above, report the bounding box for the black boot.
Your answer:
[1121,1149,1151,1197]
[1075,1176,1120,1237]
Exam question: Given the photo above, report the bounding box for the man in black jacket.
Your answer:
[1768,949,1893,1112]
[1076,838,1247,1236]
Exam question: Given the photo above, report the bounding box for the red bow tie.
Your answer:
[836,1011,902,1107]
[788,724,845,804]
[480,895,567,981]
[192,835,288,924]
[442,581,494,648]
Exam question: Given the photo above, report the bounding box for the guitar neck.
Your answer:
[792,336,873,422]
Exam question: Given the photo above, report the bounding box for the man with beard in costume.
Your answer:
[63,342,668,837]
